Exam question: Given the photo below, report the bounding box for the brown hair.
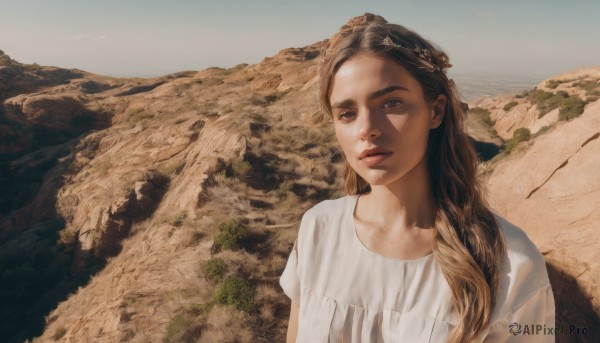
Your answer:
[318,14,506,342]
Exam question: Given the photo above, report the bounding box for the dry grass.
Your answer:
[27,56,346,343]
[199,305,254,343]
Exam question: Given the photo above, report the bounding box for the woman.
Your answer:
[280,15,554,342]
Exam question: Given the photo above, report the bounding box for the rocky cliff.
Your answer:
[471,67,600,340]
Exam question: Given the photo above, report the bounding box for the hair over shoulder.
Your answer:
[318,14,507,343]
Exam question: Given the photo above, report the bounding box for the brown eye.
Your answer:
[382,99,403,108]
[337,111,356,120]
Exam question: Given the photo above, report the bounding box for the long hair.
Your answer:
[318,14,506,343]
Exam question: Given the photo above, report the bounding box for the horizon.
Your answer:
[1,1,599,80]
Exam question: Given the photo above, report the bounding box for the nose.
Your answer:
[357,106,381,141]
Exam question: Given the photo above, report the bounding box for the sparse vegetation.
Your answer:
[214,275,255,312]
[259,127,295,145]
[503,101,518,111]
[57,229,76,247]
[529,89,569,118]
[573,80,600,93]
[504,127,531,153]
[469,107,493,127]
[25,62,41,72]
[558,96,587,121]
[546,78,573,89]
[162,314,198,343]
[214,219,247,250]
[202,258,228,282]
[587,96,599,103]
[170,211,187,227]
[277,180,295,199]
[515,90,529,99]
[212,169,233,188]
[232,160,252,178]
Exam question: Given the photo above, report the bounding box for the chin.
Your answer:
[359,173,395,186]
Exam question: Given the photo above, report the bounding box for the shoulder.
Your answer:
[491,211,551,317]
[300,195,350,226]
[296,195,351,246]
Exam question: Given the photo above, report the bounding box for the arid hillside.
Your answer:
[1,13,598,343]
[470,67,600,341]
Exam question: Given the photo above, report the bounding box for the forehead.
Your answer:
[329,52,422,101]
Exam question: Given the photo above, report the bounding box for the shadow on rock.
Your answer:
[546,261,600,342]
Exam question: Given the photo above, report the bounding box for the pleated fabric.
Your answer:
[280,195,555,342]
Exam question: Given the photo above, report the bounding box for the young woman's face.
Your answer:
[328,52,445,187]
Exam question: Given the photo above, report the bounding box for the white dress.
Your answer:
[279,194,555,342]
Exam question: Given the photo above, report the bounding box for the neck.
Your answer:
[362,158,438,233]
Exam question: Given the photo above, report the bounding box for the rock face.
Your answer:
[1,13,598,343]
[483,100,600,333]
[473,68,600,338]
[1,34,323,341]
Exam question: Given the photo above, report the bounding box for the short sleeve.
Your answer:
[483,285,555,342]
[279,239,301,303]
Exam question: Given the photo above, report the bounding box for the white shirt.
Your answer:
[279,194,555,342]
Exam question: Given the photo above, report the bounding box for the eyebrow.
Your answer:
[331,85,409,109]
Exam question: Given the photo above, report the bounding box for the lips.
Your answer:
[359,147,393,160]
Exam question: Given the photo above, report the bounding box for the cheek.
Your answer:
[334,126,354,155]
[333,125,344,144]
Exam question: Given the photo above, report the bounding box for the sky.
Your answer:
[1,0,599,79]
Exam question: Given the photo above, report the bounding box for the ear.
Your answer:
[430,94,447,129]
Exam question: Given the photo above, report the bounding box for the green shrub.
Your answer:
[503,101,518,111]
[202,258,228,282]
[214,275,255,312]
[162,314,193,343]
[505,127,531,153]
[515,90,529,99]
[27,62,41,72]
[529,90,568,118]
[214,219,247,250]
[558,96,587,121]
[546,79,572,89]
[574,80,600,93]
[586,89,600,97]
[52,326,67,341]
[232,160,252,178]
[469,107,493,126]
[587,96,599,103]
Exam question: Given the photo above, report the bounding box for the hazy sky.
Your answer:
[1,0,599,78]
